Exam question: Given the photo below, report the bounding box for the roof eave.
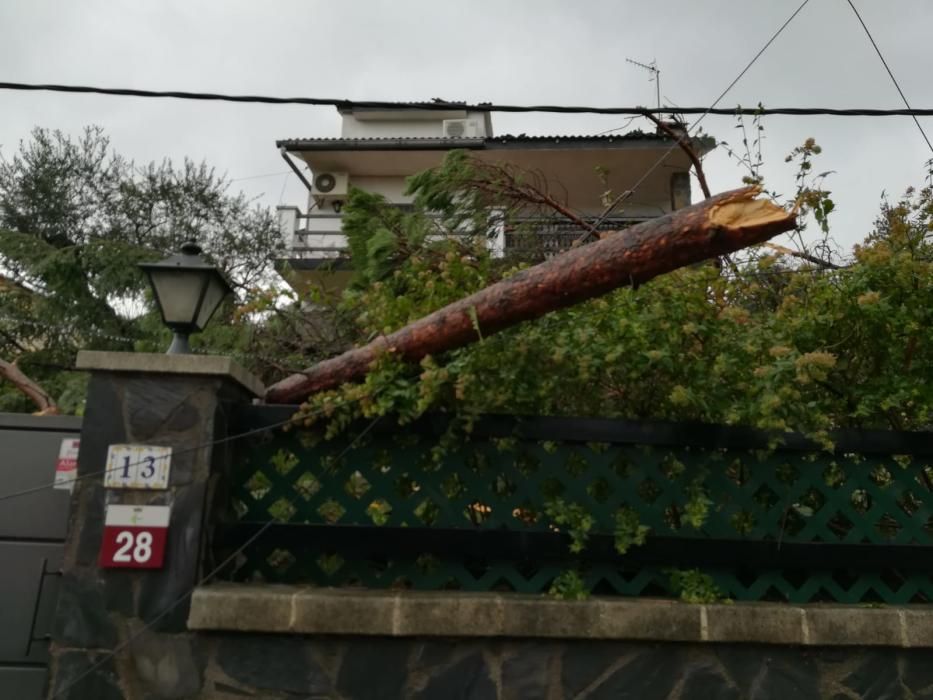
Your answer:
[276,138,485,152]
[276,136,703,154]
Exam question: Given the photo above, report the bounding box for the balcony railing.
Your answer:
[502,216,647,260]
[278,206,650,262]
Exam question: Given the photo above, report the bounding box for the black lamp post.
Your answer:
[139,242,233,354]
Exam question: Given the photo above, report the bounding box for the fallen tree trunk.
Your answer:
[266,186,796,404]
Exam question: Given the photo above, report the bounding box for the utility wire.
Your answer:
[3,80,933,117]
[50,413,384,699]
[842,0,933,155]
[0,414,295,503]
[0,390,380,504]
[588,0,812,235]
[701,0,812,128]
[229,170,291,182]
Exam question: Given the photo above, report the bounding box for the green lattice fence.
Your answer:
[218,410,933,604]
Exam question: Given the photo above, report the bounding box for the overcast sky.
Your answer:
[2,0,931,253]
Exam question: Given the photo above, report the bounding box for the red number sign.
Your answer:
[99,505,170,569]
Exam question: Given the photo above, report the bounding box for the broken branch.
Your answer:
[266,187,796,404]
[0,357,59,414]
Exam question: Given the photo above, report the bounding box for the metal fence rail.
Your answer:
[219,410,933,604]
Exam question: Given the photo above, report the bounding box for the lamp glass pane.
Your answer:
[149,268,206,326]
[194,274,228,330]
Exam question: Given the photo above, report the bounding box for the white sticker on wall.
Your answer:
[53,438,81,492]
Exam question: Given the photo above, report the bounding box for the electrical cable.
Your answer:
[0,415,293,503]
[0,394,373,504]
[229,170,291,182]
[587,0,812,234]
[842,0,933,155]
[49,413,384,699]
[3,80,933,117]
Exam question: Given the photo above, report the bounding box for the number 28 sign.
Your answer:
[103,444,172,490]
[99,504,170,569]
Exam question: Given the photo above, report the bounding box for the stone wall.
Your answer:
[53,632,933,699]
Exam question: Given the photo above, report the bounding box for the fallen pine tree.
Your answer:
[266,186,796,404]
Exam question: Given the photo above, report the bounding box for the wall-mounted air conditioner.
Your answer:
[442,119,483,139]
[311,172,350,202]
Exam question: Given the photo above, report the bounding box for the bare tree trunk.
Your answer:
[0,358,59,414]
[266,187,796,404]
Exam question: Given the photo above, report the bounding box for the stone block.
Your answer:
[187,584,297,632]
[563,643,685,700]
[841,652,903,698]
[499,596,599,638]
[411,650,496,700]
[679,664,741,700]
[293,588,399,635]
[337,638,410,700]
[50,650,124,700]
[501,643,559,700]
[900,648,933,692]
[806,606,904,647]
[397,592,504,637]
[560,642,637,697]
[716,646,821,700]
[128,627,202,699]
[706,602,805,645]
[123,377,208,443]
[216,634,332,696]
[76,351,264,397]
[901,608,933,647]
[593,598,701,641]
[53,571,118,649]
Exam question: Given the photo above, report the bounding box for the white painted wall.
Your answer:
[351,176,413,203]
[340,111,490,139]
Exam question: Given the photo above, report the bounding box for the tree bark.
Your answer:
[266,186,796,404]
[0,357,59,414]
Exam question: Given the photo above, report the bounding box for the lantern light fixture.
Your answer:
[138,241,232,354]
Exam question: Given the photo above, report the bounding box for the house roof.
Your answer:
[276,130,689,152]
[336,99,474,114]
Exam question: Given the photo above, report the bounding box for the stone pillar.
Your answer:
[47,352,263,699]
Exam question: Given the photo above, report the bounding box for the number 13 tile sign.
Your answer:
[103,444,172,490]
[99,504,170,569]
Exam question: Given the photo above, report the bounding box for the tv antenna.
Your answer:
[626,57,660,111]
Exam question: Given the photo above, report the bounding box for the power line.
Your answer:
[0,389,379,504]
[50,413,384,699]
[0,413,293,504]
[702,0,812,127]
[842,0,933,155]
[588,0,812,235]
[3,80,933,117]
[229,170,290,182]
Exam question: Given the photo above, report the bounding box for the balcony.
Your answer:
[501,216,648,260]
[277,208,347,262]
[278,206,650,265]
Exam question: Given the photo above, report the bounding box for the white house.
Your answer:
[276,102,712,291]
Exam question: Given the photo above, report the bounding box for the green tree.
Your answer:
[301,147,932,438]
[0,126,284,413]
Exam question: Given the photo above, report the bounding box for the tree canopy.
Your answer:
[0,126,284,412]
[299,149,933,442]
[1,127,930,438]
